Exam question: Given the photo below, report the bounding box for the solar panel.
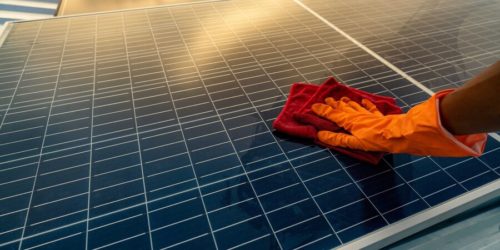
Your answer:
[0,0,498,249]
[301,0,500,91]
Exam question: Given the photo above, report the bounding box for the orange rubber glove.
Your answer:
[311,90,487,157]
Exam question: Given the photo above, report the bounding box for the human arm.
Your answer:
[311,62,500,157]
[440,61,500,135]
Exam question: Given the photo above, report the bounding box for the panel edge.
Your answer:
[0,22,14,47]
[338,179,500,250]
[11,0,228,20]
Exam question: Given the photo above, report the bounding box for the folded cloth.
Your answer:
[273,77,403,164]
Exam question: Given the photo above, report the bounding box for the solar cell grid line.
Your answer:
[121,12,155,250]
[266,1,419,109]
[299,0,500,90]
[296,0,500,224]
[17,17,94,250]
[152,7,284,249]
[360,29,498,67]
[189,3,345,248]
[193,1,392,244]
[0,23,57,250]
[189,1,342,244]
[356,36,488,89]
[8,19,71,250]
[284,35,429,109]
[160,6,300,248]
[84,16,97,250]
[292,0,500,236]
[216,7,325,89]
[0,24,42,130]
[202,0,394,243]
[85,14,151,250]
[127,12,203,248]
[0,0,499,249]
[122,11,196,248]
[260,0,448,217]
[4,1,382,248]
[296,0,500,178]
[124,10,220,250]
[294,1,495,146]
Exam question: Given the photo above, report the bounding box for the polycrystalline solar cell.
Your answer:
[302,0,500,90]
[0,0,498,249]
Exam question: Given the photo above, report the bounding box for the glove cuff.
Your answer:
[434,90,487,157]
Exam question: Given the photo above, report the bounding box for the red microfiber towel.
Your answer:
[273,77,403,165]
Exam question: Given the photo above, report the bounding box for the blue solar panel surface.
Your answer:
[0,0,499,249]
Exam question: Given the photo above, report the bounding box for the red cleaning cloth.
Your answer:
[273,77,403,165]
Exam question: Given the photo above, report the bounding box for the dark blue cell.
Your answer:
[424,183,466,206]
[410,170,456,197]
[461,171,498,191]
[446,158,491,182]
[395,157,440,181]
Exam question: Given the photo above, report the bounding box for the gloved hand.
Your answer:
[311,90,487,157]
[272,78,403,165]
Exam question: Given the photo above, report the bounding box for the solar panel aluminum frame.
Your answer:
[0,2,499,249]
[0,0,228,44]
[0,21,14,47]
[339,179,499,249]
